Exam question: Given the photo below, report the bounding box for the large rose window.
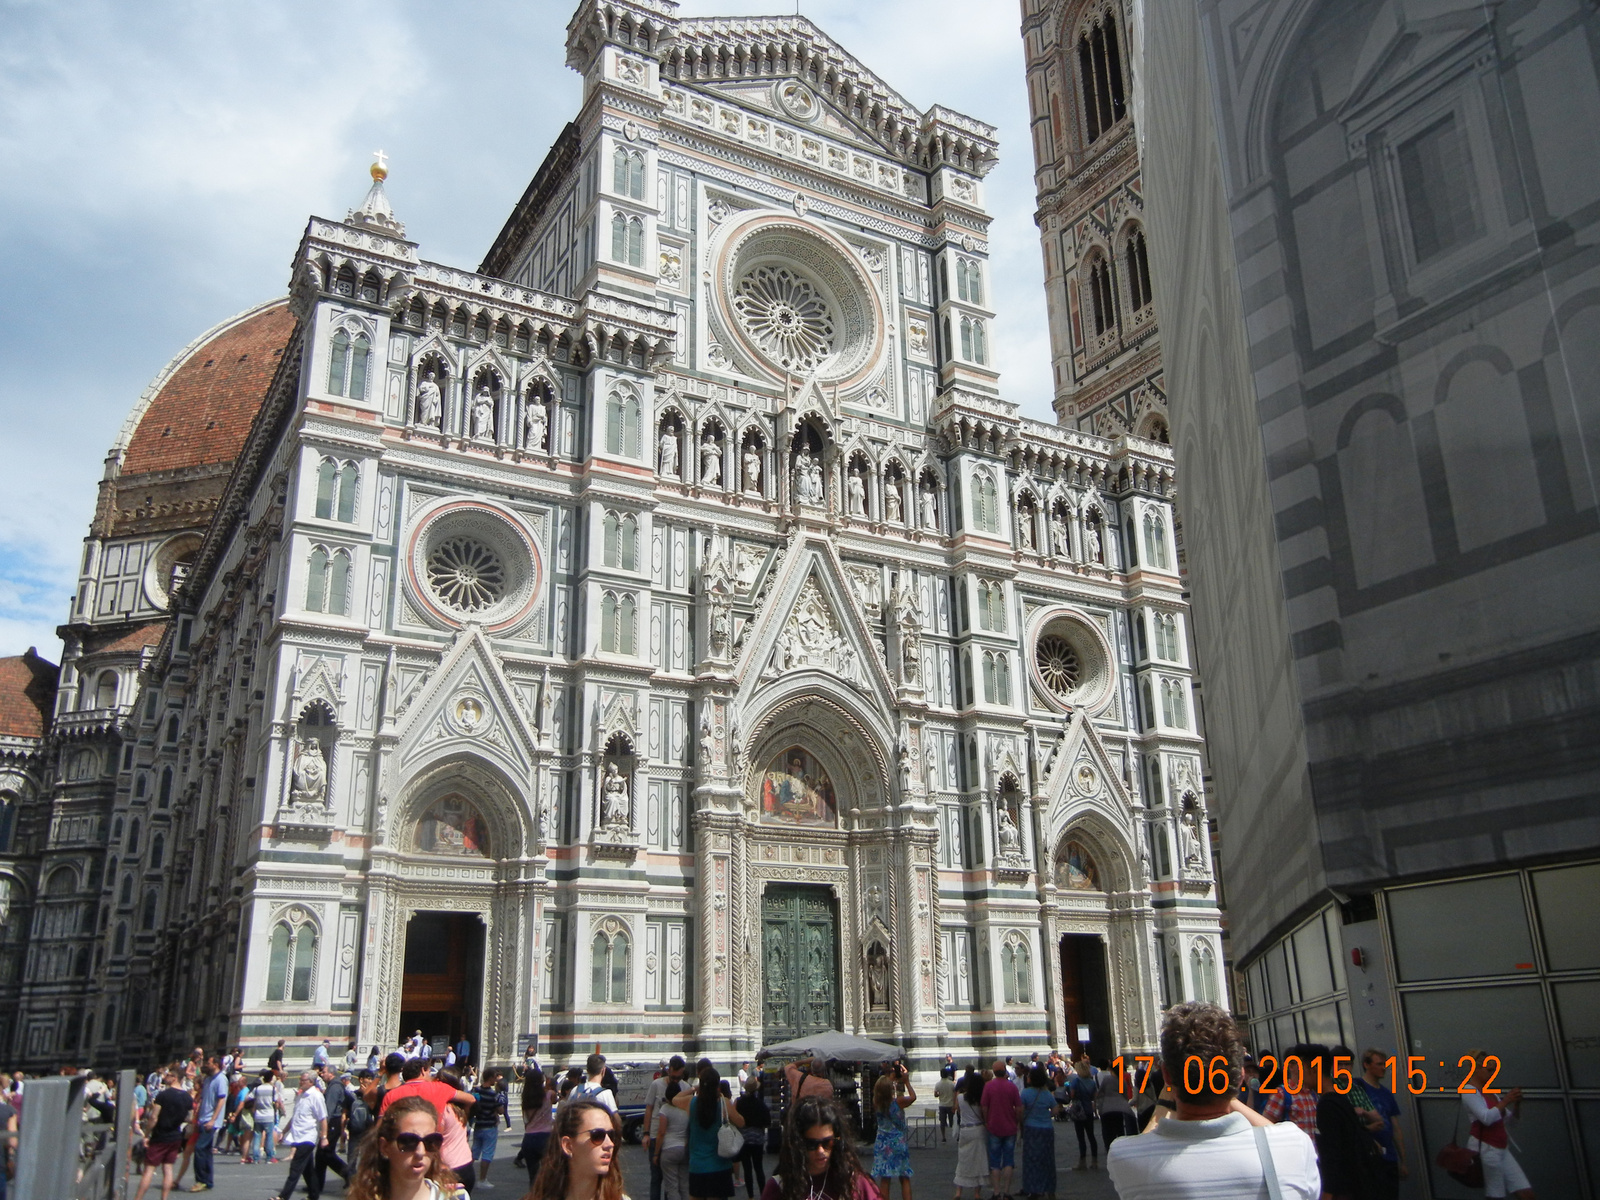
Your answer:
[404,499,542,634]
[426,537,506,613]
[1035,633,1082,700]
[732,266,837,372]
[1028,609,1114,713]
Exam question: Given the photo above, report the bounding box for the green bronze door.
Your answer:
[761,885,839,1042]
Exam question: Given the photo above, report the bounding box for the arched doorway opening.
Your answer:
[400,912,485,1061]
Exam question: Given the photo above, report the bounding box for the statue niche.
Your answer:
[288,705,335,810]
[596,733,638,843]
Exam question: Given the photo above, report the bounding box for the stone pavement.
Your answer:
[181,1121,1122,1200]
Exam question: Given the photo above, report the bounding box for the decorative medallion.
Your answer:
[454,696,485,733]
[775,81,818,121]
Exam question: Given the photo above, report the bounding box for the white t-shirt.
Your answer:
[1106,1111,1320,1200]
[284,1087,327,1146]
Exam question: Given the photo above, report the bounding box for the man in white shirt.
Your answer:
[576,1053,618,1112]
[272,1072,329,1200]
[1107,1002,1320,1200]
[311,1040,330,1070]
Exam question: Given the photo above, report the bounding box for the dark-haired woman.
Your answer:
[671,1066,743,1200]
[518,1068,557,1189]
[1018,1065,1061,1200]
[346,1095,467,1200]
[952,1071,986,1200]
[526,1098,627,1200]
[871,1067,915,1200]
[762,1095,877,1200]
[655,1077,690,1200]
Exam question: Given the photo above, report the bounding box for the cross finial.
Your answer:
[371,149,389,181]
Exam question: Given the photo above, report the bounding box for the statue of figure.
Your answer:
[700,433,722,487]
[885,480,903,523]
[743,445,762,495]
[867,946,890,1010]
[524,397,548,451]
[900,629,920,683]
[290,737,328,806]
[1181,807,1205,866]
[1085,520,1103,564]
[698,709,715,767]
[415,370,442,428]
[997,805,1021,855]
[710,601,731,657]
[794,449,820,505]
[658,426,680,478]
[601,762,630,830]
[1019,513,1035,550]
[920,486,938,531]
[1051,511,1071,558]
[471,387,495,440]
[847,470,866,516]
[807,454,823,505]
[923,741,938,789]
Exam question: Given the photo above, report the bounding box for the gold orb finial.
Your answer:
[371,149,389,181]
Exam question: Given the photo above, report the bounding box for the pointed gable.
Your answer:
[395,626,542,778]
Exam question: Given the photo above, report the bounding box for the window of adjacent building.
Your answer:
[158,767,173,809]
[1125,228,1153,311]
[315,458,359,523]
[956,257,984,304]
[602,511,638,571]
[1078,10,1126,144]
[591,926,631,1004]
[1088,257,1116,336]
[141,890,158,930]
[127,818,141,855]
[1001,932,1033,1004]
[960,315,988,364]
[305,546,352,616]
[1396,113,1483,265]
[327,328,371,399]
[613,147,646,200]
[611,212,645,267]
[265,918,317,1002]
[606,387,641,458]
[600,591,637,655]
[149,834,164,870]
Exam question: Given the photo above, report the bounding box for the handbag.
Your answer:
[716,1106,745,1160]
[1436,1109,1484,1189]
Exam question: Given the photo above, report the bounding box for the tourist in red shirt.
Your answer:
[380,1063,477,1186]
[979,1059,1023,1200]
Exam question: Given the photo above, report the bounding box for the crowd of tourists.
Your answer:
[0,1006,1537,1200]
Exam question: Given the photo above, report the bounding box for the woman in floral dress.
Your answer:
[871,1065,917,1200]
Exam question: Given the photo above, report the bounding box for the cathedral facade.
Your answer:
[2,0,1222,1070]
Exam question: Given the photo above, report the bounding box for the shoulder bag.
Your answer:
[716,1099,745,1159]
[1435,1109,1484,1189]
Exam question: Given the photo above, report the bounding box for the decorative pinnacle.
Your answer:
[371,149,389,181]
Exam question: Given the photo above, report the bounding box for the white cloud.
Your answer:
[0,0,1054,659]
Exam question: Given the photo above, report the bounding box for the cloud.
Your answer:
[0,0,1054,659]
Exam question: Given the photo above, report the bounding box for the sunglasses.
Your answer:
[802,1137,837,1153]
[581,1128,620,1145]
[390,1132,444,1153]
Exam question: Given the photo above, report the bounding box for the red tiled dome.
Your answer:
[0,649,58,739]
[121,300,297,476]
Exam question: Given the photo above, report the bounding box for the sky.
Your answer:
[0,0,1051,661]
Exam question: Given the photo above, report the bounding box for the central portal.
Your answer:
[399,911,484,1059]
[761,884,839,1043]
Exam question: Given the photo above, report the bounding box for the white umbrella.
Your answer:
[756,1030,904,1063]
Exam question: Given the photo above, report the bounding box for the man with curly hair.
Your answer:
[1106,1002,1320,1199]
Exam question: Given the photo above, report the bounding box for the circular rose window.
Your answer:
[405,499,542,634]
[733,265,836,372]
[1029,608,1114,713]
[710,215,884,387]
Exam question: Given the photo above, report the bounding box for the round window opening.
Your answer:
[733,265,836,373]
[426,537,506,613]
[1030,610,1113,712]
[1035,634,1081,699]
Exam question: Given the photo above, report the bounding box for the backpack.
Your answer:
[346,1093,373,1139]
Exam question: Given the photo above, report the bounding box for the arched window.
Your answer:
[315,458,338,518]
[601,592,637,654]
[265,915,318,1002]
[619,594,636,656]
[606,387,641,457]
[94,671,118,709]
[1142,510,1170,569]
[328,329,371,399]
[613,146,646,200]
[141,890,159,930]
[165,715,179,745]
[127,818,141,854]
[972,472,999,533]
[1135,611,1150,660]
[1191,941,1218,1005]
[591,925,631,1004]
[337,462,358,523]
[1154,823,1172,878]
[306,546,328,611]
[1000,932,1032,1004]
[959,316,988,364]
[602,511,638,571]
[611,213,645,267]
[46,865,77,895]
[315,460,360,522]
[1140,677,1154,731]
[1088,257,1116,336]
[1078,10,1126,145]
[149,833,164,870]
[996,654,1011,706]
[118,874,133,905]
[158,767,173,809]
[601,592,617,652]
[982,651,997,703]
[306,547,351,615]
[956,258,984,304]
[1125,228,1153,311]
[1167,680,1189,729]
[0,790,16,852]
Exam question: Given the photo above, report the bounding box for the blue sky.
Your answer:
[0,0,1050,662]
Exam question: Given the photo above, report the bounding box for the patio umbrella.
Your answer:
[756,1030,903,1063]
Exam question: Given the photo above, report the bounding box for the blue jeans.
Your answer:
[985,1132,1015,1169]
[193,1126,216,1187]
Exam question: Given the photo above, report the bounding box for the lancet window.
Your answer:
[315,458,359,523]
[328,328,371,399]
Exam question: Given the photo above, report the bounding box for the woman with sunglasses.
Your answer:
[670,1065,744,1200]
[527,1098,626,1200]
[346,1095,467,1200]
[764,1095,877,1200]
